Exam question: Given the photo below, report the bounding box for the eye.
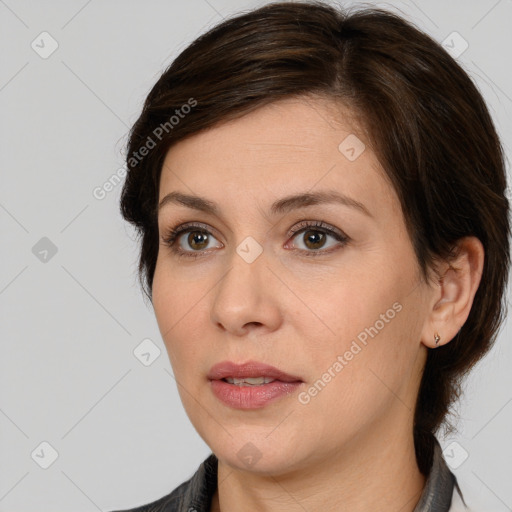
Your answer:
[286,220,348,256]
[161,219,349,259]
[161,222,223,258]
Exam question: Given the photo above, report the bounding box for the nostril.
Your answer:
[244,321,263,328]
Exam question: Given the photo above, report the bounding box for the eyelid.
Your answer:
[285,219,347,241]
[162,221,224,248]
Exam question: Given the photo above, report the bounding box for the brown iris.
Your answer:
[302,230,326,250]
[187,231,209,250]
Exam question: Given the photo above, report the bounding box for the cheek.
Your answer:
[295,268,418,401]
[290,265,401,353]
[151,261,208,369]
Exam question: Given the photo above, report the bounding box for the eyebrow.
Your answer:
[158,190,372,218]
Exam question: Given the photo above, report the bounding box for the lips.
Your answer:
[207,360,303,383]
[208,360,304,409]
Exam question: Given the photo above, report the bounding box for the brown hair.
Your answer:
[120,0,511,475]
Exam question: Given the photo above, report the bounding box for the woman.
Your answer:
[113,1,510,510]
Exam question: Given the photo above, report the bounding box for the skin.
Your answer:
[152,95,484,512]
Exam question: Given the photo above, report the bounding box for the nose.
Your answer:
[210,244,283,336]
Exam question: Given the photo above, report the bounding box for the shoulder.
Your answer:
[108,478,191,512]
[108,453,218,512]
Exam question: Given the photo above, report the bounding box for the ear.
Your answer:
[421,236,485,349]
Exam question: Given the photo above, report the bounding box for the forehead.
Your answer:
[158,96,399,221]
[163,96,360,167]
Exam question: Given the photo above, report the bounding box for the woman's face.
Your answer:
[153,96,432,474]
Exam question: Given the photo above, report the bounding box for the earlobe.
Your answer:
[421,236,485,349]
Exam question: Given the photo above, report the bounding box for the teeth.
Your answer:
[225,377,276,385]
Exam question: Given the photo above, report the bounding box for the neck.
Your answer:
[210,414,426,512]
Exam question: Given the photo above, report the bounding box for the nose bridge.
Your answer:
[214,237,266,311]
[210,236,282,334]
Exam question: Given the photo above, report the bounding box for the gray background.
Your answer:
[1,0,511,510]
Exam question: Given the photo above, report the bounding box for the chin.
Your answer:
[211,436,309,476]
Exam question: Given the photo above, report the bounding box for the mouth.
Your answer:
[208,361,304,409]
[207,360,303,384]
[221,376,279,386]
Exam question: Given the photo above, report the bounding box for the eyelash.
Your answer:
[161,220,349,259]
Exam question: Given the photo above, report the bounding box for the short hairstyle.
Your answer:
[120,0,511,475]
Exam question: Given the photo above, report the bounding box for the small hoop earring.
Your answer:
[434,333,441,346]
